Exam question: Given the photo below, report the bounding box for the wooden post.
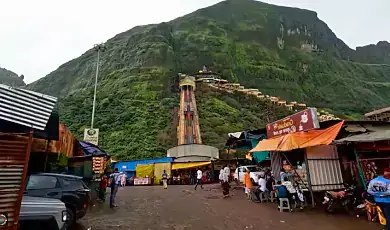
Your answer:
[304,150,316,208]
[354,147,367,190]
[43,153,49,173]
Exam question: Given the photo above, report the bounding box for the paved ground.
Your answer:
[75,184,381,230]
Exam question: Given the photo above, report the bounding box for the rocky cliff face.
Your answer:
[0,67,25,87]
[26,0,390,159]
[354,41,390,64]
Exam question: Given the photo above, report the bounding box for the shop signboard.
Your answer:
[84,128,99,146]
[266,108,319,138]
[134,177,151,185]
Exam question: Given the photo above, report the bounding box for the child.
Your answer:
[99,175,108,202]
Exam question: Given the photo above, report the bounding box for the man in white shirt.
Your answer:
[258,175,267,192]
[194,168,203,190]
[219,168,224,184]
[224,165,230,182]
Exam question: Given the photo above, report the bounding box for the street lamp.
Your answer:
[91,43,106,129]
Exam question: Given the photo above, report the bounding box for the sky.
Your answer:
[1,0,389,83]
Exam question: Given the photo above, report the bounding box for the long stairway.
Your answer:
[177,76,202,145]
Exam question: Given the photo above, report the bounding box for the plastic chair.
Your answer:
[269,191,276,202]
[259,191,269,202]
[279,198,291,212]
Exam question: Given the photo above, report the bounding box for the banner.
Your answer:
[266,108,319,138]
[84,128,99,146]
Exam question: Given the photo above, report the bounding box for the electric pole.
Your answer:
[91,43,106,129]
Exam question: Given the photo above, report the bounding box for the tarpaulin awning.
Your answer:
[79,141,110,158]
[250,136,283,152]
[171,161,211,170]
[250,121,344,152]
[154,163,171,185]
[136,164,154,178]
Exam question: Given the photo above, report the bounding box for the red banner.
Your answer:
[266,108,320,138]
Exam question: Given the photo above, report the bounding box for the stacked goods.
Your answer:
[92,157,105,174]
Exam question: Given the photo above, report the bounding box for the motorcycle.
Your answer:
[357,191,386,226]
[322,185,357,213]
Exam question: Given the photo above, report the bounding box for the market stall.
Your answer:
[154,162,172,185]
[114,157,173,185]
[171,161,212,184]
[335,129,390,189]
[135,164,154,185]
[250,108,344,207]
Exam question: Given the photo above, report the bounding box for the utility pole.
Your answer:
[91,43,106,129]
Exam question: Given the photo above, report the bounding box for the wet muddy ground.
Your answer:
[75,184,381,230]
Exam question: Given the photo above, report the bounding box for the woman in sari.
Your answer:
[221,166,230,197]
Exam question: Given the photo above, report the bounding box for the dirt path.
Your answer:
[75,184,381,230]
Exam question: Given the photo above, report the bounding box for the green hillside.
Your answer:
[27,0,390,159]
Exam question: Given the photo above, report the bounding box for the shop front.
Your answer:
[250,108,344,206]
[114,157,173,185]
[335,129,390,189]
[171,161,212,185]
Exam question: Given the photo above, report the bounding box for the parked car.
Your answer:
[24,173,90,227]
[19,195,68,230]
[233,165,264,184]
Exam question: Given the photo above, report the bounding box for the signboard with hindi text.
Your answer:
[84,128,99,146]
[266,108,319,138]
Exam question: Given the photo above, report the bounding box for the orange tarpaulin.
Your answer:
[250,121,344,152]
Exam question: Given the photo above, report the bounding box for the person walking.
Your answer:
[194,168,203,190]
[368,168,390,230]
[109,168,122,208]
[219,168,224,184]
[223,165,231,182]
[162,170,168,189]
[221,166,230,197]
[121,173,126,187]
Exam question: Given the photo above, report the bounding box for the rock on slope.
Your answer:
[0,67,25,87]
[27,0,390,159]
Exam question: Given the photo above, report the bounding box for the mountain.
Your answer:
[354,41,390,64]
[0,67,25,87]
[27,0,390,159]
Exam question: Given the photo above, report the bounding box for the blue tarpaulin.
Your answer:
[79,141,110,158]
[114,157,173,172]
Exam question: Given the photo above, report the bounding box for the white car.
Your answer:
[233,165,264,184]
[19,196,68,230]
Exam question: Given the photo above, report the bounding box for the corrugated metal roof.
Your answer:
[0,134,31,228]
[115,158,173,171]
[0,84,57,130]
[334,130,390,143]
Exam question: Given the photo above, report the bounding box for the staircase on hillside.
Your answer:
[177,75,202,145]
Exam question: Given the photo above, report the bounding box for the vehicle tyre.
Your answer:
[66,208,75,229]
[250,178,255,185]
